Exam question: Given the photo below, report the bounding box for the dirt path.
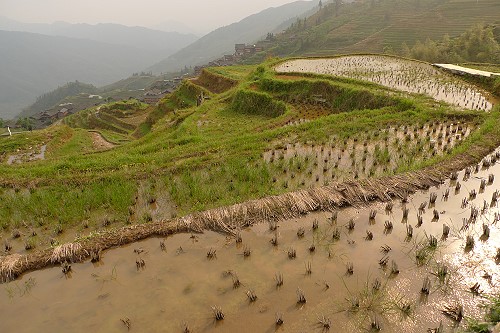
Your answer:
[90,131,115,150]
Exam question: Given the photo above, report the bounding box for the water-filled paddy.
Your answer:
[275,56,495,111]
[2,150,500,332]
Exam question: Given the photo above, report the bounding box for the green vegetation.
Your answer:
[465,296,500,332]
[0,57,497,240]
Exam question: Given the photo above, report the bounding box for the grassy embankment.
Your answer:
[0,58,497,246]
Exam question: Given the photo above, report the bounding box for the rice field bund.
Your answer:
[1,55,500,332]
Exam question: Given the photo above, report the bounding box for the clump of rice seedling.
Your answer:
[120,317,131,331]
[235,231,242,243]
[480,179,486,192]
[421,276,431,294]
[391,260,399,275]
[275,272,284,287]
[442,224,450,239]
[296,287,306,303]
[309,242,316,252]
[428,235,438,249]
[365,230,373,241]
[442,303,463,322]
[330,211,338,224]
[347,296,360,310]
[24,239,35,251]
[443,189,449,200]
[287,248,296,259]
[372,278,381,291]
[450,172,458,180]
[369,210,377,220]
[133,248,144,254]
[212,305,224,321]
[332,228,341,241]
[61,261,71,274]
[432,209,440,220]
[90,249,102,263]
[317,314,331,330]
[379,256,389,268]
[305,261,312,275]
[135,258,145,270]
[465,235,475,250]
[381,244,391,253]
[269,220,278,231]
[346,218,355,231]
[232,273,241,288]
[406,224,413,239]
[4,241,12,252]
[455,181,461,192]
[419,201,427,212]
[297,227,305,238]
[182,322,191,333]
[470,282,481,295]
[312,219,319,230]
[371,316,381,331]
[207,248,217,259]
[416,214,423,227]
[160,240,166,251]
[384,220,393,232]
[482,224,490,239]
[246,289,257,302]
[243,246,251,257]
[429,193,437,204]
[469,189,477,200]
[385,202,393,212]
[346,262,354,275]
[434,264,448,283]
[275,312,284,326]
[270,232,278,246]
[12,229,20,239]
[488,174,495,184]
[402,207,409,220]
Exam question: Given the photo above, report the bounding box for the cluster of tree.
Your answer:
[22,81,97,118]
[400,24,500,63]
[131,71,153,77]
[16,117,33,131]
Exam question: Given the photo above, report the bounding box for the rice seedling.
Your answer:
[428,235,438,249]
[450,172,458,181]
[406,224,413,239]
[287,248,296,259]
[469,189,477,200]
[465,235,475,251]
[296,287,307,304]
[346,262,354,275]
[371,316,381,331]
[309,243,316,252]
[305,261,312,275]
[270,232,278,246]
[416,214,423,227]
[317,314,331,330]
[269,220,278,231]
[443,189,449,200]
[488,174,495,184]
[429,193,437,204]
[90,249,101,263]
[61,261,71,274]
[120,317,131,331]
[442,224,450,239]
[235,231,242,243]
[384,220,393,232]
[176,246,184,255]
[332,228,341,241]
[482,224,490,239]
[160,240,166,251]
[369,210,377,220]
[312,219,319,230]
[365,230,373,241]
[133,248,144,254]
[346,218,355,231]
[402,207,409,220]
[4,241,12,252]
[135,258,145,270]
[421,276,431,295]
[330,211,338,224]
[390,260,399,275]
[211,305,224,321]
[418,201,427,212]
[275,272,284,287]
[297,227,305,238]
[480,179,486,192]
[379,256,389,268]
[232,273,241,288]
[455,181,461,192]
[492,190,499,203]
[470,282,481,295]
[381,245,391,253]
[442,303,463,322]
[461,197,469,208]
[246,289,257,302]
[372,278,381,291]
[243,246,251,257]
[385,202,393,212]
[24,239,35,251]
[496,248,500,262]
[182,323,191,333]
[207,248,217,259]
[434,264,448,283]
[275,312,284,326]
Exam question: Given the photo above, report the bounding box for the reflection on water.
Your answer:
[2,152,500,332]
[275,56,495,111]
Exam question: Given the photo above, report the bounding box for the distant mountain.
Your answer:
[151,20,202,36]
[146,0,317,74]
[0,17,198,54]
[0,30,184,119]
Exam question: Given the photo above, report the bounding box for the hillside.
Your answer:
[146,0,318,74]
[260,0,500,57]
[0,30,178,119]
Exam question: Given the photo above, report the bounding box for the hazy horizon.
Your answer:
[0,0,311,34]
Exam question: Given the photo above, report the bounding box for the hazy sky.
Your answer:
[0,0,306,33]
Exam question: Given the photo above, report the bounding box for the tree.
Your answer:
[0,118,4,128]
[16,117,33,131]
[319,0,323,9]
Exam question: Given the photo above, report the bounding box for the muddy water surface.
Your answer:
[2,153,500,332]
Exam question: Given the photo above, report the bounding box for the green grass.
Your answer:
[0,56,496,233]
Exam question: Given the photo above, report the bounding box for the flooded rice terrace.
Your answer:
[3,150,500,332]
[275,56,495,111]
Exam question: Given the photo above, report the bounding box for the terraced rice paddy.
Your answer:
[265,120,474,187]
[275,55,495,111]
[2,150,500,332]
